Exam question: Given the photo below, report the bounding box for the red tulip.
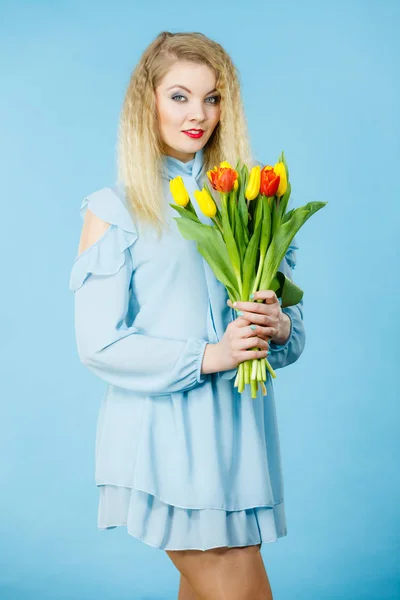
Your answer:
[260,165,280,197]
[207,165,238,193]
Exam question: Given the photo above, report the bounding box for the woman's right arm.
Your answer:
[70,207,212,396]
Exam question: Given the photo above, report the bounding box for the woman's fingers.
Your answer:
[235,317,273,342]
[235,310,271,327]
[225,317,271,364]
[238,335,269,351]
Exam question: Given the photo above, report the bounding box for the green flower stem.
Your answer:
[241,349,276,392]
[212,215,224,236]
[237,360,269,397]
[257,359,262,381]
[244,360,251,384]
[252,196,271,295]
[220,193,243,298]
[252,259,264,296]
[265,359,276,379]
[253,243,267,294]
[250,358,257,380]
[251,359,258,380]
[261,358,266,381]
[238,363,245,393]
[254,343,276,380]
[250,379,258,399]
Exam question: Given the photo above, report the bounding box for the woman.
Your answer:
[69,31,306,600]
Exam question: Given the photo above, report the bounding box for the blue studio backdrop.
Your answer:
[0,1,398,599]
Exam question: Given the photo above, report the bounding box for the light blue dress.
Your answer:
[68,147,306,551]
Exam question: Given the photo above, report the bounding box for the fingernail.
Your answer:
[237,310,243,316]
[250,293,254,299]
[267,349,271,355]
[233,301,237,307]
[250,325,256,330]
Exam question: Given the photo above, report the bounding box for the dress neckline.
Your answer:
[162,147,205,182]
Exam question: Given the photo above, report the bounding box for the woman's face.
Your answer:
[155,60,221,162]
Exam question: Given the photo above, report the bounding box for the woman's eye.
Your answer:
[171,94,220,104]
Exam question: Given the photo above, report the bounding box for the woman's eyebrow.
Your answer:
[167,85,219,95]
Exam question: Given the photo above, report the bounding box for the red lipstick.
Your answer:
[183,129,204,139]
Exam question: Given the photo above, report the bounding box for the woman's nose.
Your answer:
[187,101,207,121]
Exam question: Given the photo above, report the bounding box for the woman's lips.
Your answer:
[183,130,204,139]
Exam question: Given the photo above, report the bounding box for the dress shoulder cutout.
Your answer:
[69,185,138,292]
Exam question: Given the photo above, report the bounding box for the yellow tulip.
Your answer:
[273,162,288,197]
[170,176,190,207]
[245,165,261,200]
[194,187,217,218]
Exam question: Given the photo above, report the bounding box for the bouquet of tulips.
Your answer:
[169,151,327,398]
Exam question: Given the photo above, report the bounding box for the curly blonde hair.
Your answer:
[117,31,254,235]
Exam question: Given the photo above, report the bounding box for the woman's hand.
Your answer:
[202,314,271,374]
[201,290,292,376]
[227,290,290,345]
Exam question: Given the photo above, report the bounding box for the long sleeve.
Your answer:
[268,235,306,370]
[69,187,210,397]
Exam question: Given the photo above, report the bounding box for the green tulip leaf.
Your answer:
[260,200,328,290]
[281,207,295,224]
[270,271,304,307]
[219,194,242,292]
[278,181,291,222]
[233,198,246,263]
[170,203,201,223]
[197,244,239,300]
[173,216,240,297]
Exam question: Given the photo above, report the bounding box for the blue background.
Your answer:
[1,0,399,598]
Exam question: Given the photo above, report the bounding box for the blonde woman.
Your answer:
[69,31,305,600]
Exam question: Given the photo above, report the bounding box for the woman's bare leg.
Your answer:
[167,542,273,600]
[178,572,200,600]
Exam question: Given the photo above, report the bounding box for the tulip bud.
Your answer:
[273,162,287,197]
[170,176,190,207]
[245,165,261,200]
[194,188,217,218]
[260,166,280,197]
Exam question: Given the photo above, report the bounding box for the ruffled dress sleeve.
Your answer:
[69,186,210,396]
[268,234,306,369]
